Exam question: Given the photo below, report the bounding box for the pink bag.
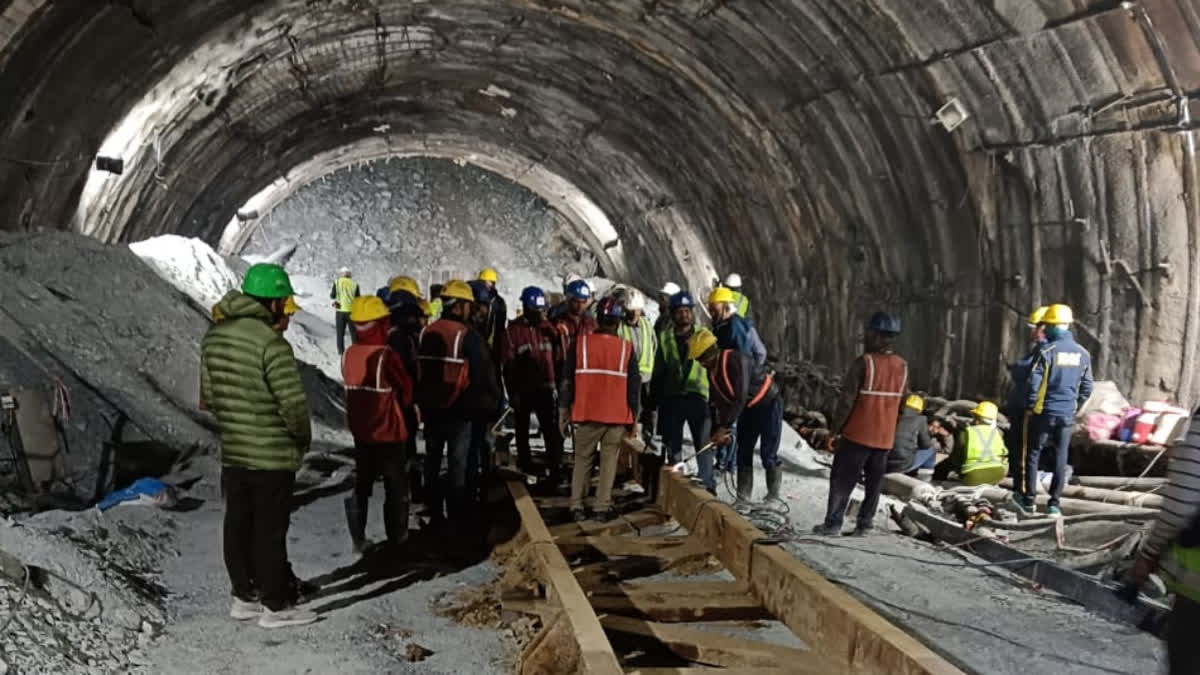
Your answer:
[1084,413,1122,442]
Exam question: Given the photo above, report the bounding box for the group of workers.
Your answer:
[202,260,1197,668]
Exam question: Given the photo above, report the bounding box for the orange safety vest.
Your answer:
[841,352,908,451]
[571,333,634,425]
[342,345,408,443]
[417,319,471,410]
[709,349,774,409]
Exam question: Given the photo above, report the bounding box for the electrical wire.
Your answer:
[0,563,32,635]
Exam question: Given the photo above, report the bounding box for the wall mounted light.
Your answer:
[95,156,124,175]
[934,98,970,132]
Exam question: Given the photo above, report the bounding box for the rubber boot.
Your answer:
[736,468,753,502]
[343,495,367,554]
[765,467,783,501]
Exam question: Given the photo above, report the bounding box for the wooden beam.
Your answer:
[550,510,671,539]
[572,539,711,588]
[589,581,769,622]
[657,470,962,675]
[556,535,694,557]
[600,615,841,672]
[625,669,802,675]
[507,480,623,675]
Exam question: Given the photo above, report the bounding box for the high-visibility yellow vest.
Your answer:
[618,316,655,378]
[731,291,750,318]
[428,298,443,319]
[335,277,357,313]
[657,327,708,399]
[1162,542,1200,603]
[961,424,1008,486]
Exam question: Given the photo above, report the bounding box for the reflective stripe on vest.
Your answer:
[710,350,772,408]
[342,344,408,443]
[619,318,656,378]
[335,277,357,312]
[1162,544,1200,604]
[841,352,908,450]
[657,328,708,399]
[417,320,470,408]
[962,424,1008,477]
[572,333,634,425]
[343,345,391,393]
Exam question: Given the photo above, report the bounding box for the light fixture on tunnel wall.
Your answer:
[236,209,260,222]
[934,98,970,132]
[95,156,124,175]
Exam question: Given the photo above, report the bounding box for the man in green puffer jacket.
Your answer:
[200,263,316,629]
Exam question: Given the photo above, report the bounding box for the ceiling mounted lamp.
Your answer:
[95,156,124,175]
[934,98,970,132]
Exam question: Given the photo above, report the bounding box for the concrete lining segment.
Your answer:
[655,469,964,675]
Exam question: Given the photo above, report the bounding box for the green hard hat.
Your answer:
[241,263,295,299]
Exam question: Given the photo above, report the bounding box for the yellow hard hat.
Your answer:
[283,296,300,316]
[1027,306,1048,326]
[349,296,389,323]
[417,299,433,317]
[441,280,475,303]
[972,401,999,421]
[904,394,924,413]
[1042,304,1074,325]
[687,328,719,360]
[388,275,421,297]
[708,286,735,305]
[478,267,499,283]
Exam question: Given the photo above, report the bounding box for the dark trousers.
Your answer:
[403,407,422,498]
[639,384,657,450]
[469,419,492,496]
[354,443,409,546]
[1022,413,1072,505]
[423,413,473,521]
[514,389,563,471]
[736,397,783,470]
[659,394,714,492]
[335,311,354,354]
[221,467,295,611]
[822,439,888,531]
[1169,595,1200,675]
[716,421,737,471]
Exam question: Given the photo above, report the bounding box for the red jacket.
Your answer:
[555,312,596,345]
[342,321,413,444]
[504,316,564,394]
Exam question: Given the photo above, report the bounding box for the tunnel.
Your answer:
[2,0,1199,406]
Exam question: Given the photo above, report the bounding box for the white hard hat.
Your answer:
[660,282,681,296]
[626,289,646,311]
[724,273,742,289]
[339,266,351,276]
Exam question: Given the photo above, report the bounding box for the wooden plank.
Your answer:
[625,669,800,674]
[589,581,769,622]
[901,504,1169,635]
[507,480,623,675]
[556,535,693,557]
[573,539,711,588]
[601,615,842,672]
[550,510,671,539]
[658,470,962,675]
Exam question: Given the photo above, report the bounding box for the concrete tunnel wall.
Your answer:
[1,0,1199,407]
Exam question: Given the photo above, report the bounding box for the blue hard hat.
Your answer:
[467,280,490,304]
[566,280,591,300]
[596,296,625,320]
[867,311,901,335]
[520,286,547,310]
[668,291,694,311]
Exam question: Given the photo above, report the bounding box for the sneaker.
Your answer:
[811,523,842,537]
[1047,505,1062,518]
[257,607,318,629]
[230,597,265,621]
[1008,494,1033,516]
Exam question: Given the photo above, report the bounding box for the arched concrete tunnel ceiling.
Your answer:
[2,0,1200,403]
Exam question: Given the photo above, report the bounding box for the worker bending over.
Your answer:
[723,273,751,318]
[814,312,907,536]
[202,264,315,628]
[559,297,640,522]
[886,395,935,476]
[933,401,1008,486]
[418,280,489,525]
[342,297,414,556]
[330,266,360,355]
[1130,407,1200,674]
[651,291,714,493]
[707,286,766,366]
[504,286,566,480]
[1014,304,1092,517]
[688,328,783,501]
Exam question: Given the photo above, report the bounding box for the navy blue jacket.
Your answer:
[1004,342,1043,412]
[713,315,767,366]
[1025,331,1094,418]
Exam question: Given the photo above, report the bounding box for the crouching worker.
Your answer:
[342,296,414,556]
[933,401,1008,486]
[886,395,935,477]
[201,263,316,628]
[560,297,640,522]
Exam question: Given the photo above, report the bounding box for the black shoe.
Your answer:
[292,578,320,602]
[811,523,842,537]
[849,526,873,537]
[571,509,588,523]
[592,510,613,522]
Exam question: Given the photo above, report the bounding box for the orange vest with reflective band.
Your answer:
[710,350,774,409]
[417,319,470,410]
[342,345,408,443]
[571,333,634,425]
[841,352,908,450]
